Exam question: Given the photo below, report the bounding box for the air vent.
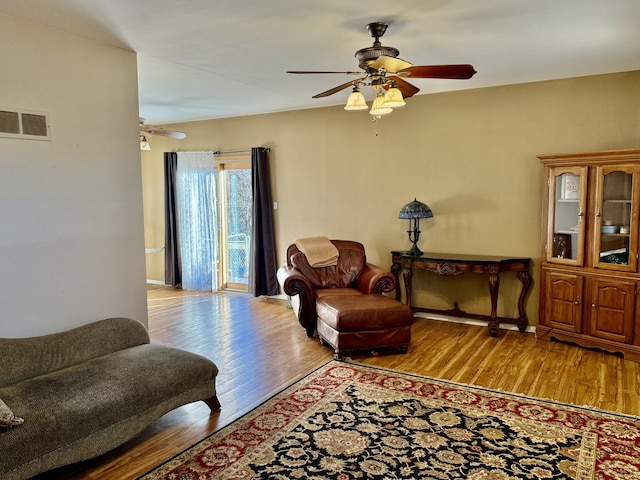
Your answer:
[0,107,50,141]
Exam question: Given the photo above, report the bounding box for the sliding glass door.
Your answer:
[175,152,251,292]
[219,162,251,291]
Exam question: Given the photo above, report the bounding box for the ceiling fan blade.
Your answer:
[155,130,187,139]
[141,126,187,139]
[312,79,364,98]
[400,64,477,79]
[371,55,413,73]
[287,71,363,75]
[386,76,420,98]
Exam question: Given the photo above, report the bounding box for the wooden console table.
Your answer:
[391,251,532,337]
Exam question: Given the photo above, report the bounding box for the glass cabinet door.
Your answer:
[593,165,639,272]
[547,167,587,265]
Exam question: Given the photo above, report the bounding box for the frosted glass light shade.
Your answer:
[140,136,151,150]
[369,94,393,116]
[383,87,406,107]
[344,90,368,110]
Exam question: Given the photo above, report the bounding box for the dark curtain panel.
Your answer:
[164,152,181,287]
[249,147,278,296]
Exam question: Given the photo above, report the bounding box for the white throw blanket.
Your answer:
[294,236,339,267]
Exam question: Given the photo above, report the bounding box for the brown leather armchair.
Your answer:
[277,240,396,337]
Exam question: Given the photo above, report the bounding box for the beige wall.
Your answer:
[142,71,640,325]
[0,14,148,337]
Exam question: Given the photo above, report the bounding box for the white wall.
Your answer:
[0,14,148,337]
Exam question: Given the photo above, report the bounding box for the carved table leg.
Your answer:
[516,270,532,332]
[402,267,413,308]
[391,261,402,302]
[488,270,500,337]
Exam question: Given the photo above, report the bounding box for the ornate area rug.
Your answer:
[140,361,640,479]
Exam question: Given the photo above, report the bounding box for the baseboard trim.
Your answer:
[414,311,536,334]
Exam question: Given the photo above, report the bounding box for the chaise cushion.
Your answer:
[0,343,217,476]
[0,317,150,388]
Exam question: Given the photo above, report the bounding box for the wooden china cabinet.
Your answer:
[538,149,640,361]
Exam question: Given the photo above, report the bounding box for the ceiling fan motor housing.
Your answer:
[355,46,400,69]
[356,22,400,70]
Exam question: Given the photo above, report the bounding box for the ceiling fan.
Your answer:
[287,22,476,115]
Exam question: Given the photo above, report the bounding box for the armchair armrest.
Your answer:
[277,265,314,296]
[357,263,396,294]
[277,266,317,337]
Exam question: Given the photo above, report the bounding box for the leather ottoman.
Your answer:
[316,294,414,356]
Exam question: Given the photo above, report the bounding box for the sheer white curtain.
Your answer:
[176,151,219,291]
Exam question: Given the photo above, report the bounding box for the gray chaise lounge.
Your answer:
[0,317,220,480]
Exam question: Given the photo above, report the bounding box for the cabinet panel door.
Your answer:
[592,164,640,272]
[546,167,587,266]
[588,278,636,343]
[544,270,584,332]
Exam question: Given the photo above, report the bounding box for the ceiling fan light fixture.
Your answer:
[383,86,406,108]
[140,135,151,151]
[344,87,368,110]
[369,92,393,117]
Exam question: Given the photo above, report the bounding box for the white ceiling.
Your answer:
[2,0,639,125]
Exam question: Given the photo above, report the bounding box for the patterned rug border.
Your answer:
[139,359,640,479]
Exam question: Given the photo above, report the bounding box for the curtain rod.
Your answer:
[213,147,271,155]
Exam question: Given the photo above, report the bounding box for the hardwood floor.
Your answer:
[36,285,640,479]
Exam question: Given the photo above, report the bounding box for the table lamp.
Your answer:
[398,198,433,256]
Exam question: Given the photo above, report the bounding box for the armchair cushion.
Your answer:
[315,289,363,301]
